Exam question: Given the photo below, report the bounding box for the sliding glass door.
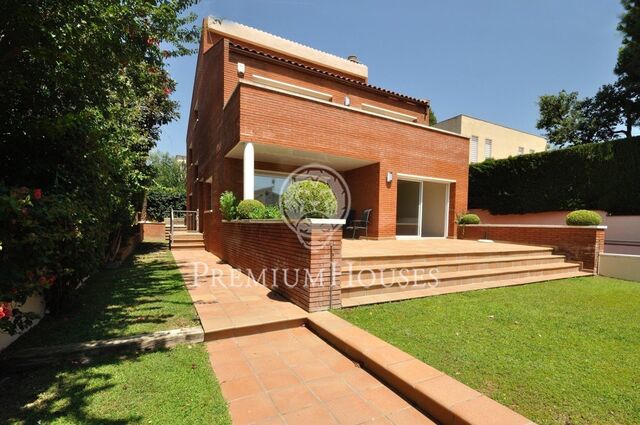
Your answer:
[395,180,421,236]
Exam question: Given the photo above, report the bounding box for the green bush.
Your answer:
[146,189,185,222]
[458,213,481,225]
[566,210,602,226]
[219,191,237,220]
[237,199,266,219]
[469,137,640,214]
[263,205,282,219]
[280,180,337,219]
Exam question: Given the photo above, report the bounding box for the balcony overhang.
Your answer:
[225,142,375,172]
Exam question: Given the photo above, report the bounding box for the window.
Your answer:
[518,146,525,155]
[470,136,479,163]
[484,139,492,159]
[254,172,288,206]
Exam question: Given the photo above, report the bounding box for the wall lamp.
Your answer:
[386,171,393,183]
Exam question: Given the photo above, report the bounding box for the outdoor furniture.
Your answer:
[346,208,372,239]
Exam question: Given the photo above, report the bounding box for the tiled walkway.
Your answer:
[172,249,307,337]
[207,326,436,425]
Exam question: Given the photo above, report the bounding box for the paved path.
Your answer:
[173,249,437,424]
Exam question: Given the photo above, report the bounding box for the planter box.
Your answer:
[139,222,166,241]
[221,219,344,311]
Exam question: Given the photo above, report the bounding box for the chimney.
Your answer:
[347,55,359,63]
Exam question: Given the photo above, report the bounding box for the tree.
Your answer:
[0,0,198,334]
[616,0,640,84]
[536,91,586,146]
[428,109,438,126]
[148,151,186,193]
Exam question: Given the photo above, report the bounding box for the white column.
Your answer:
[243,142,254,200]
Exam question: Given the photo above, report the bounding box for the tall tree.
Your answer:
[149,151,186,193]
[536,91,586,146]
[616,0,640,84]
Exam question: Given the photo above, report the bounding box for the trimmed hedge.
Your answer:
[147,189,186,221]
[237,199,266,219]
[458,213,481,225]
[469,137,640,214]
[281,180,337,219]
[566,210,602,226]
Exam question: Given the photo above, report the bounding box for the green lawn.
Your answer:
[10,242,199,349]
[1,344,231,424]
[334,276,640,425]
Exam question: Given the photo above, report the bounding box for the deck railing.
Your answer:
[169,208,199,248]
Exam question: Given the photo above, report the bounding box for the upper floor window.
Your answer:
[484,139,492,159]
[470,136,479,163]
[518,146,525,155]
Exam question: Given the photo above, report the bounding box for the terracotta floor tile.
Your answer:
[307,376,355,402]
[291,362,334,382]
[220,375,263,401]
[253,416,286,425]
[325,394,380,425]
[283,404,338,425]
[414,375,481,410]
[205,338,237,353]
[248,353,288,374]
[341,368,383,392]
[258,368,301,391]
[451,395,531,425]
[364,345,414,367]
[211,359,253,382]
[387,359,443,385]
[268,384,319,414]
[240,342,279,359]
[386,407,436,425]
[360,386,409,414]
[207,346,244,366]
[228,393,279,425]
[278,348,317,366]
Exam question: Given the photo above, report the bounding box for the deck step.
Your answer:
[343,247,554,267]
[342,254,566,277]
[341,262,581,298]
[341,271,592,307]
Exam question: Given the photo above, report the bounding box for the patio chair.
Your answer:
[346,208,372,239]
[343,209,356,238]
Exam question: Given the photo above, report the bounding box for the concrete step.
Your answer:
[341,262,581,298]
[342,254,567,278]
[171,233,204,241]
[343,247,554,268]
[341,271,593,307]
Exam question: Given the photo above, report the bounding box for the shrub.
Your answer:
[469,137,640,214]
[146,188,186,221]
[219,191,237,221]
[458,213,481,225]
[280,180,337,219]
[237,199,266,219]
[566,210,602,226]
[263,205,282,219]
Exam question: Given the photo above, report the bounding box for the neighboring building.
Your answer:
[175,154,187,164]
[186,18,469,255]
[433,114,547,163]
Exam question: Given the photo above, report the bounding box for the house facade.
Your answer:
[186,18,470,256]
[433,114,547,163]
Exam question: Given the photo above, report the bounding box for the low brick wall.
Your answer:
[139,222,166,241]
[458,224,606,272]
[221,220,342,312]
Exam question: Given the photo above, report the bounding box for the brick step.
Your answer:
[170,233,204,241]
[170,241,205,250]
[342,254,566,277]
[341,271,593,307]
[341,262,581,298]
[342,247,553,268]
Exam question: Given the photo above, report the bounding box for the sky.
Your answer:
[158,0,624,155]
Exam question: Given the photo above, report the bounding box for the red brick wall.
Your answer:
[139,222,165,241]
[221,221,342,311]
[344,164,381,237]
[458,225,605,272]
[237,83,468,239]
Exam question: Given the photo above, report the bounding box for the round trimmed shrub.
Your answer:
[458,213,481,225]
[566,210,602,226]
[236,199,266,219]
[281,180,337,219]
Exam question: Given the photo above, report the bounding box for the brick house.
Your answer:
[186,18,470,256]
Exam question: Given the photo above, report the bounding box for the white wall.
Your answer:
[599,253,640,282]
[421,182,447,237]
[0,293,46,351]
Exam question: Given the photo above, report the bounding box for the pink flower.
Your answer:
[0,304,12,320]
[33,188,42,199]
[163,87,172,96]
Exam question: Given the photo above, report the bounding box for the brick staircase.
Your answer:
[167,224,205,250]
[341,246,591,307]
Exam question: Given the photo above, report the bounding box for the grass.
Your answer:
[1,344,231,424]
[10,242,199,349]
[334,276,640,425]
